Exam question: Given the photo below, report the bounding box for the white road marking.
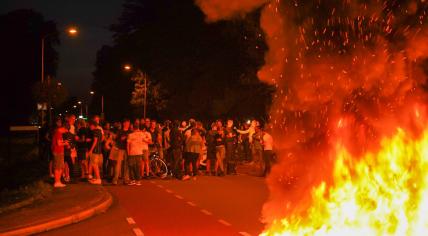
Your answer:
[218,219,232,226]
[186,201,197,207]
[133,227,144,236]
[175,194,184,200]
[239,232,252,236]
[156,184,164,188]
[200,209,213,216]
[165,189,173,193]
[126,217,136,225]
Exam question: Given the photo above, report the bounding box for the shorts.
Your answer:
[142,150,149,161]
[90,153,103,166]
[109,147,126,162]
[77,150,87,161]
[53,153,65,170]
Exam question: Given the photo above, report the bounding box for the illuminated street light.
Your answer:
[89,91,104,119]
[57,82,62,86]
[123,64,132,71]
[40,25,78,126]
[73,105,77,108]
[78,101,82,104]
[67,27,78,36]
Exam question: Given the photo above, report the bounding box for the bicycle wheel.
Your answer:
[150,158,168,178]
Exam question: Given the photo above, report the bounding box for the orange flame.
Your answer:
[261,125,428,235]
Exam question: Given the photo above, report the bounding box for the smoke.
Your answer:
[196,0,428,230]
[194,0,269,22]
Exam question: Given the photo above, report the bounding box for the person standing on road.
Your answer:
[215,128,226,176]
[170,121,185,179]
[140,125,152,179]
[162,120,172,171]
[76,119,89,180]
[149,120,163,159]
[51,119,68,188]
[127,121,145,185]
[63,114,77,183]
[102,122,113,179]
[225,119,237,175]
[236,120,258,162]
[252,125,264,176]
[88,120,103,185]
[262,127,274,177]
[47,117,63,178]
[183,128,204,180]
[205,123,217,175]
[111,119,132,185]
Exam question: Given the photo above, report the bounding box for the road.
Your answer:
[38,175,268,236]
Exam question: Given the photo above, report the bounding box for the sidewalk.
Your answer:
[0,183,112,236]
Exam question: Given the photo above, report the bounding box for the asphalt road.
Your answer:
[38,175,268,236]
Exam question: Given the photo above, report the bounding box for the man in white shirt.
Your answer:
[262,128,274,177]
[141,126,152,179]
[127,122,151,185]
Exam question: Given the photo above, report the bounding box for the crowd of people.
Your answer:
[41,114,275,188]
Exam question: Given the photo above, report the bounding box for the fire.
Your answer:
[192,0,428,234]
[262,127,428,236]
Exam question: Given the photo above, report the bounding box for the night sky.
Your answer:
[0,0,124,98]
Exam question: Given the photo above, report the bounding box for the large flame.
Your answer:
[262,125,428,235]
[194,0,428,235]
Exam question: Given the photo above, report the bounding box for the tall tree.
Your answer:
[0,9,59,132]
[92,0,273,121]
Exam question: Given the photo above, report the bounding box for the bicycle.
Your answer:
[149,152,168,179]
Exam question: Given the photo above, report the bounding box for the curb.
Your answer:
[1,187,113,236]
[0,193,44,215]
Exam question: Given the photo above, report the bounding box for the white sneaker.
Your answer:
[128,181,136,186]
[90,179,102,185]
[135,181,142,186]
[54,182,66,188]
[182,175,190,181]
[88,175,93,180]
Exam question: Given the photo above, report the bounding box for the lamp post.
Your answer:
[90,91,104,119]
[41,27,78,83]
[77,101,83,118]
[40,26,78,124]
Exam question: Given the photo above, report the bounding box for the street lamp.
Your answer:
[90,91,104,119]
[40,26,78,125]
[41,26,78,83]
[67,27,78,36]
[77,101,83,117]
[123,64,132,71]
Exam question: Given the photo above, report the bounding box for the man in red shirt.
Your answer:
[51,122,69,187]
